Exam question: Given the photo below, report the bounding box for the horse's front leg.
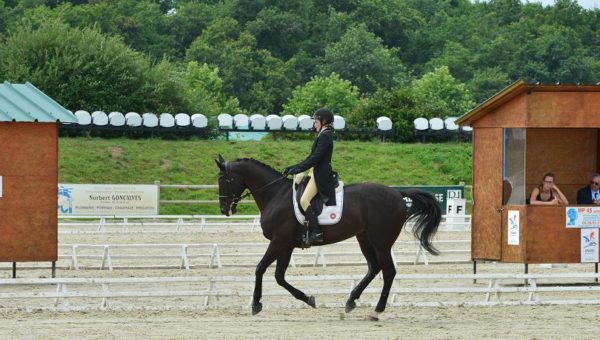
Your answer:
[275,246,316,308]
[252,241,279,315]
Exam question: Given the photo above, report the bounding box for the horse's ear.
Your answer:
[215,154,225,170]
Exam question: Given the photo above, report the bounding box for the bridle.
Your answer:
[218,162,286,210]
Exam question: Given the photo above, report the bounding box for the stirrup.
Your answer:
[301,233,312,248]
[307,232,324,245]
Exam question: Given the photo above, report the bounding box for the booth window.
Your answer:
[503,128,526,205]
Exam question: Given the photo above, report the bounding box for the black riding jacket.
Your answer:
[291,125,336,205]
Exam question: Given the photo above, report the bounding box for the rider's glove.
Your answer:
[283,166,299,176]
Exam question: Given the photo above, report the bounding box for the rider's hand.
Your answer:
[283,166,298,176]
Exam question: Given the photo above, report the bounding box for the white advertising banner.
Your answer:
[58,184,159,216]
[580,228,599,263]
[507,210,520,245]
[0,175,2,198]
[565,206,600,228]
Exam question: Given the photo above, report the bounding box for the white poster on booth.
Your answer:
[507,210,519,245]
[0,175,2,198]
[446,198,466,231]
[581,228,599,263]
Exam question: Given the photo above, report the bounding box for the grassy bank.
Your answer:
[58,138,472,214]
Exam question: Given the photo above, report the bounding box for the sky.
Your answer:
[528,0,600,9]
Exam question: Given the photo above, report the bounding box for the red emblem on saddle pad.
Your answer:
[330,213,336,219]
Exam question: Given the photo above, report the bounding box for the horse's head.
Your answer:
[215,154,247,216]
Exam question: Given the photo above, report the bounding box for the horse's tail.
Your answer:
[400,190,441,255]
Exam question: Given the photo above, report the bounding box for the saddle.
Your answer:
[292,173,344,226]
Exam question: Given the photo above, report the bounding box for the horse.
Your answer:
[215,155,441,320]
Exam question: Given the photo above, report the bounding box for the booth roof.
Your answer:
[456,80,600,126]
[0,81,77,123]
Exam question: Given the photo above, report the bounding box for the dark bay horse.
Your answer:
[215,156,441,320]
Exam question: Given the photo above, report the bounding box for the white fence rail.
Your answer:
[2,273,600,311]
[58,214,471,234]
[56,240,470,271]
[58,215,262,233]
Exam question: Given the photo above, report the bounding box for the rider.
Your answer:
[283,108,337,246]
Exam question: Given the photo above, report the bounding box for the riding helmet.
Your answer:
[312,108,334,125]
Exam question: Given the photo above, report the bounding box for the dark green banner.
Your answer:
[392,185,465,213]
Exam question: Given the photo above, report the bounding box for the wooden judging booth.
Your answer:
[457,80,600,270]
[0,82,77,277]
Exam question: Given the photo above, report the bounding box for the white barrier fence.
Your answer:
[2,273,600,311]
[58,214,471,233]
[56,240,471,271]
[58,215,262,233]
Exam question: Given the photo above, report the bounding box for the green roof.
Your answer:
[0,82,77,123]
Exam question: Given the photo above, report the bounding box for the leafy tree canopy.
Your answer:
[186,17,297,115]
[411,66,475,118]
[282,73,359,117]
[0,19,187,112]
[319,24,407,94]
[182,61,240,117]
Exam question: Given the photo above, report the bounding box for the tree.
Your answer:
[168,1,234,58]
[523,24,597,83]
[0,20,188,112]
[411,66,475,118]
[319,24,406,94]
[138,58,192,113]
[181,61,240,117]
[57,0,176,59]
[350,0,424,50]
[424,41,476,82]
[229,0,265,26]
[468,67,511,104]
[348,86,420,142]
[293,7,354,79]
[0,0,11,37]
[282,73,359,117]
[186,18,298,114]
[484,0,522,26]
[4,1,60,33]
[245,6,310,60]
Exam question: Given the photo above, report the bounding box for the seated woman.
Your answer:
[529,172,569,205]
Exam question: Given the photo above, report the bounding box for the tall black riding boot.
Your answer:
[305,207,323,245]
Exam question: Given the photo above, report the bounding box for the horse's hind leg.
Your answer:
[275,246,316,308]
[345,234,380,313]
[370,247,397,321]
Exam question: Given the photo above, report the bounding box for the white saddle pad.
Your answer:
[292,180,344,225]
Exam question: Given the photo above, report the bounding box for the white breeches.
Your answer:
[300,169,317,211]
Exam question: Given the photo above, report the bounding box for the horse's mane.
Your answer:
[234,158,282,176]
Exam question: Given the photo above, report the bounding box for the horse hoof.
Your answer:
[345,300,356,313]
[307,296,316,308]
[252,303,263,315]
[367,311,380,321]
